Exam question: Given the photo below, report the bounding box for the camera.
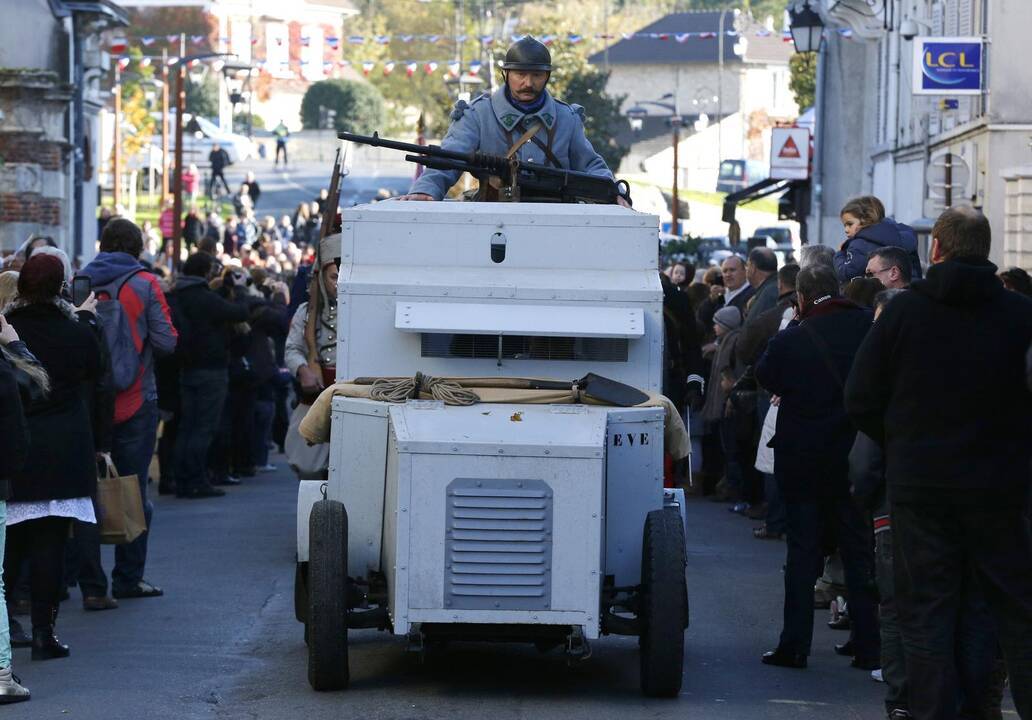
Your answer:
[899,19,920,41]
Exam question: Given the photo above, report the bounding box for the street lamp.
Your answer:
[628,94,685,235]
[789,0,825,54]
[169,37,236,270]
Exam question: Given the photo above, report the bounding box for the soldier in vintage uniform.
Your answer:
[284,233,340,479]
[400,36,627,205]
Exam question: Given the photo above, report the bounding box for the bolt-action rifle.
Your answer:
[338,131,632,205]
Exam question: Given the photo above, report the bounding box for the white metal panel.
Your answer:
[295,480,325,563]
[339,293,663,392]
[603,408,666,587]
[391,403,608,458]
[395,301,644,339]
[340,202,660,273]
[327,396,390,574]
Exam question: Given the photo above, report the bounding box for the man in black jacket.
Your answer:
[207,144,231,198]
[845,207,1032,719]
[170,253,248,498]
[755,266,880,670]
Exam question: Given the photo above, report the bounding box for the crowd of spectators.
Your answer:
[0,182,323,700]
[662,198,1032,719]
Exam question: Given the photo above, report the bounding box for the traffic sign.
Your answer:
[770,127,810,180]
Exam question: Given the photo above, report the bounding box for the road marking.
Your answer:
[769,699,831,706]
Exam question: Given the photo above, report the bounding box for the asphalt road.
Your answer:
[211,149,414,223]
[7,454,959,720]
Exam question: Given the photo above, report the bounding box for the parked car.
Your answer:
[716,159,768,194]
[149,112,256,166]
[694,235,732,267]
[753,226,794,246]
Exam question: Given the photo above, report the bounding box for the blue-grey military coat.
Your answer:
[409,87,613,200]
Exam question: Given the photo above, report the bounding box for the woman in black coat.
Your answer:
[3,255,103,661]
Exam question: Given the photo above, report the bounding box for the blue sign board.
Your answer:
[913,37,983,95]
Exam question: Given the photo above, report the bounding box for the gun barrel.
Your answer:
[338,130,472,164]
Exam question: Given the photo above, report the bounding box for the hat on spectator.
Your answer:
[30,245,72,282]
[713,306,742,331]
[17,254,64,301]
[320,233,341,267]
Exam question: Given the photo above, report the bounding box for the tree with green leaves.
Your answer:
[185,73,219,118]
[301,79,386,134]
[789,52,816,110]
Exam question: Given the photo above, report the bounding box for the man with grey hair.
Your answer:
[744,247,780,322]
[799,244,836,271]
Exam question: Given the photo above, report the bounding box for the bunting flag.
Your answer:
[426,35,440,44]
[383,61,396,75]
[337,60,351,68]
[140,36,156,46]
[109,40,128,53]
[567,34,583,44]
[479,35,493,45]
[251,37,259,45]
[540,34,555,45]
[117,56,131,70]
[456,34,467,42]
[188,58,201,68]
[424,61,438,74]
[362,60,375,75]
[675,33,691,43]
[139,57,152,67]
[276,37,284,46]
[166,34,179,43]
[326,36,340,48]
[447,60,460,77]
[301,36,311,47]
[469,59,482,75]
[166,56,178,67]
[324,61,334,72]
[400,34,414,43]
[406,61,418,76]
[190,35,204,45]
[348,36,365,44]
[375,35,390,44]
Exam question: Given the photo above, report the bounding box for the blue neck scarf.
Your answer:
[504,85,547,115]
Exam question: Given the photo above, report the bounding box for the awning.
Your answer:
[395,302,644,339]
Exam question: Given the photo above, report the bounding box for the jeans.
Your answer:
[175,368,229,493]
[719,417,744,500]
[0,502,9,669]
[778,481,880,659]
[111,400,160,592]
[207,170,230,197]
[253,384,276,468]
[275,141,287,164]
[892,501,1032,720]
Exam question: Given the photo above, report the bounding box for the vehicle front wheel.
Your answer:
[638,507,688,698]
[307,499,349,691]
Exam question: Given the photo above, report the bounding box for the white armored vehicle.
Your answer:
[295,201,689,697]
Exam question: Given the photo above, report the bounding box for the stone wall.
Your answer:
[0,69,72,253]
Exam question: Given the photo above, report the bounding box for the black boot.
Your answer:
[8,617,31,648]
[31,627,70,661]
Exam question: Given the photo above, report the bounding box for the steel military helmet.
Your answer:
[499,36,553,72]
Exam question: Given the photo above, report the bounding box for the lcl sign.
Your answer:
[913,37,983,95]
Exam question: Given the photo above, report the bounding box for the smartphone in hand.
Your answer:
[71,275,92,307]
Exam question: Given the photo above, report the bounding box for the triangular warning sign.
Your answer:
[778,136,801,159]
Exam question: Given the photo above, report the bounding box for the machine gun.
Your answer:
[338,130,632,205]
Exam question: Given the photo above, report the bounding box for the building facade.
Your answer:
[590,11,797,186]
[0,0,128,260]
[811,0,1032,269]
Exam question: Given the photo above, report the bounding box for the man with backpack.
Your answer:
[79,219,178,604]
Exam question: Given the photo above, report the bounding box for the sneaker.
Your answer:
[0,667,30,703]
[872,668,884,682]
[729,502,750,514]
[257,464,278,473]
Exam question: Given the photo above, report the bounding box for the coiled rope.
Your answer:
[368,372,480,406]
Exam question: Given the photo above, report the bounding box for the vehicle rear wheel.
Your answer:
[639,507,688,698]
[307,499,349,691]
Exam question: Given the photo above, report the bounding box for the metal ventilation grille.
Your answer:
[445,478,553,611]
[422,333,628,362]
